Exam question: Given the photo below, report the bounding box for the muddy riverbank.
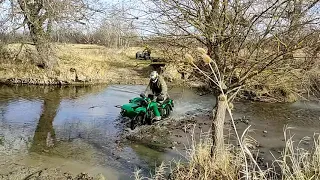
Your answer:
[0,155,108,180]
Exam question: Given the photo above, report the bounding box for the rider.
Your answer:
[143,45,151,56]
[144,71,168,121]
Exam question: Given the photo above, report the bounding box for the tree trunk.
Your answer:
[35,41,56,69]
[28,22,56,69]
[212,94,227,157]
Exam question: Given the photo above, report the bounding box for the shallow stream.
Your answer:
[0,84,319,179]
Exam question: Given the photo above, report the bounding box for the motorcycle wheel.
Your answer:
[161,105,171,118]
[130,113,145,130]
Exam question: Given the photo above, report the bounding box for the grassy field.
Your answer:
[0,43,152,85]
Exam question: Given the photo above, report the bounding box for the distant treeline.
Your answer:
[0,29,141,48]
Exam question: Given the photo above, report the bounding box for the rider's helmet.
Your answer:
[150,71,158,83]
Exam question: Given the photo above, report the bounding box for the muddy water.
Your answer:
[0,84,213,179]
[0,84,319,179]
[233,100,320,163]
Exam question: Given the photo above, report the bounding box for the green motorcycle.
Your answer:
[120,94,174,129]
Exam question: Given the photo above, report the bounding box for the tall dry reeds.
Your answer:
[134,126,320,180]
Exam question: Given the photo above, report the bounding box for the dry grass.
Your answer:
[245,69,304,102]
[170,137,242,180]
[0,43,151,84]
[134,131,261,180]
[306,69,320,99]
[275,129,320,180]
[134,128,320,180]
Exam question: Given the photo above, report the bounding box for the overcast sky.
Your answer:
[0,0,153,36]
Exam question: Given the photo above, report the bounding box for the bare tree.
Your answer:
[91,16,138,48]
[145,0,320,155]
[91,0,139,48]
[5,0,103,69]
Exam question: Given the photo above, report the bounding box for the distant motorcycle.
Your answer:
[136,51,151,60]
[120,94,174,130]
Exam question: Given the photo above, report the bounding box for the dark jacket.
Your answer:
[145,76,168,97]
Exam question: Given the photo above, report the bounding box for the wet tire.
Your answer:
[161,105,171,118]
[147,110,156,124]
[146,110,153,125]
[146,118,152,125]
[130,113,145,130]
[144,55,150,60]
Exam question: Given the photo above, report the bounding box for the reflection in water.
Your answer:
[130,144,163,169]
[234,101,320,128]
[30,97,60,153]
[0,84,169,178]
[0,85,108,155]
